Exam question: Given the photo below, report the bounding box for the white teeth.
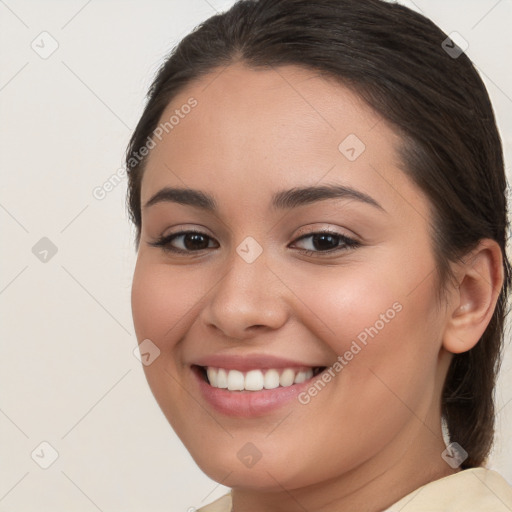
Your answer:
[217,368,228,389]
[227,370,245,391]
[245,370,264,391]
[264,369,280,389]
[207,367,217,387]
[279,368,295,387]
[294,369,313,383]
[204,367,315,391]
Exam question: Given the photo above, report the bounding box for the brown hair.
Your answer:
[125,0,511,467]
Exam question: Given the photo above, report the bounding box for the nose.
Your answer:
[200,248,289,341]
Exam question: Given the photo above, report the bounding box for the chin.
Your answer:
[191,445,327,493]
[207,465,294,491]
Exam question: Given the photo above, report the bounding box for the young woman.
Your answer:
[126,0,512,510]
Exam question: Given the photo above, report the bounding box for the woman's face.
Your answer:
[131,63,454,491]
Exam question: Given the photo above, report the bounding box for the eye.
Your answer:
[149,228,360,257]
[149,230,218,254]
[290,230,360,256]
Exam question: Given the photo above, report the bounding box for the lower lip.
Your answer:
[192,366,321,417]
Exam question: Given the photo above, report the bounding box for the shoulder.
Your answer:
[196,492,232,512]
[385,468,512,512]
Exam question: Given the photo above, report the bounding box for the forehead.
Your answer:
[140,63,429,220]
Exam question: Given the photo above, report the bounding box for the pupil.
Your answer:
[185,233,208,250]
[313,234,337,250]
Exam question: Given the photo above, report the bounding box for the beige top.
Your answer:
[197,468,512,511]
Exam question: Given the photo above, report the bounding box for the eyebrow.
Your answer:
[143,183,384,212]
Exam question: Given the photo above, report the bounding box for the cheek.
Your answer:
[289,245,442,358]
[131,259,198,346]
[275,268,443,477]
[287,259,406,353]
[288,253,443,411]
[131,259,198,428]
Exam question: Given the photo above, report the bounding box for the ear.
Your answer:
[443,239,504,354]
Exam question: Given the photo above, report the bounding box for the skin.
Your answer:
[131,63,503,512]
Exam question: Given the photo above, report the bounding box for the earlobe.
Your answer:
[442,239,504,354]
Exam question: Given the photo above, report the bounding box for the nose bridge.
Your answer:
[202,239,288,338]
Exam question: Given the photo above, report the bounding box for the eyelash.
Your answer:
[149,229,360,257]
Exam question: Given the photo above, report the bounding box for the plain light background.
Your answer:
[0,0,511,510]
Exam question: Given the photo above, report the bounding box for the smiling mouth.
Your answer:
[194,365,327,392]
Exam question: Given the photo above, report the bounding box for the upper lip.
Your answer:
[191,353,326,371]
